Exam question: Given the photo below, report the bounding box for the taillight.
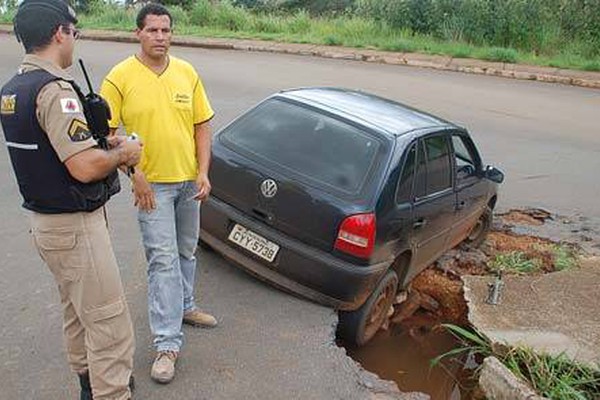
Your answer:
[335,213,376,259]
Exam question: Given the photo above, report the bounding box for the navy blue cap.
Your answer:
[14,0,78,45]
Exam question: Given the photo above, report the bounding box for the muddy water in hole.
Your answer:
[346,316,473,400]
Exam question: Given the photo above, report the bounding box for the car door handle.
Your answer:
[413,219,427,229]
[456,201,466,210]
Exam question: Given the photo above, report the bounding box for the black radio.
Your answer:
[77,59,111,150]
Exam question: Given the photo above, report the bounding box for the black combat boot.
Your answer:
[78,372,93,400]
[78,371,135,399]
[128,374,135,394]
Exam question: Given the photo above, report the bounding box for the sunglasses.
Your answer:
[61,26,80,40]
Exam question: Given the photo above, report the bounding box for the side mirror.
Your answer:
[484,166,504,183]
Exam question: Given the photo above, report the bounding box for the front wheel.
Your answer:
[337,269,399,347]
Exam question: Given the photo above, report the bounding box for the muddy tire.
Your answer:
[464,206,492,249]
[337,269,399,347]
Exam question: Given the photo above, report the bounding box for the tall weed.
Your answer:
[287,9,311,34]
[189,0,215,26]
[169,5,191,27]
[80,3,134,29]
[214,0,251,31]
[252,14,284,33]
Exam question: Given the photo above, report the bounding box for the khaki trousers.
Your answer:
[30,208,135,400]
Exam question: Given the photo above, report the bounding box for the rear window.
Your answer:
[220,98,385,194]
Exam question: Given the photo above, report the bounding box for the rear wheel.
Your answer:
[464,206,492,248]
[337,269,399,347]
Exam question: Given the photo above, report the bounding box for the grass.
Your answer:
[489,242,578,275]
[480,47,519,64]
[551,244,578,271]
[489,251,540,275]
[433,324,600,399]
[504,348,600,399]
[431,324,493,368]
[583,61,600,72]
[1,3,599,72]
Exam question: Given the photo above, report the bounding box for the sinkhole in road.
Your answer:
[339,209,584,399]
[340,265,479,400]
[347,314,475,400]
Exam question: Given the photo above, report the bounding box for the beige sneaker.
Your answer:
[150,351,178,384]
[183,309,218,328]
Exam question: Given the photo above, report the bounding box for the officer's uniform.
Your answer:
[0,56,134,400]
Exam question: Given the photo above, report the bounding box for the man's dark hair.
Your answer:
[14,0,78,53]
[136,3,173,29]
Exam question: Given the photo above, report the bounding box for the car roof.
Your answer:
[277,87,456,136]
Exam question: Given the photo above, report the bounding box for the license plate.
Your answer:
[228,224,280,262]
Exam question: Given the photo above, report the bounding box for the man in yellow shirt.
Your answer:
[100,3,217,384]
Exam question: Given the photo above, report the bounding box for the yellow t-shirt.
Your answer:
[100,55,214,183]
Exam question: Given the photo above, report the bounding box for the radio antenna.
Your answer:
[78,59,95,94]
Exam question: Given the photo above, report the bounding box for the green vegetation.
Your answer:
[431,324,493,367]
[505,347,600,399]
[551,244,578,271]
[481,47,518,64]
[434,324,600,399]
[1,0,599,71]
[489,242,578,275]
[489,251,540,275]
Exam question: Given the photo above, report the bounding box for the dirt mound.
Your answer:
[410,269,468,326]
[486,231,552,253]
[497,208,552,226]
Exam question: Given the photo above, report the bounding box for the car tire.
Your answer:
[464,206,492,249]
[337,269,399,347]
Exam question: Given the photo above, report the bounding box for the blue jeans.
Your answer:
[138,181,200,352]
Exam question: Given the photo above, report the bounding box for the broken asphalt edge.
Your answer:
[327,314,425,400]
[1,25,599,90]
[479,356,548,400]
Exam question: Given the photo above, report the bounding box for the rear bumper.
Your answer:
[200,196,391,311]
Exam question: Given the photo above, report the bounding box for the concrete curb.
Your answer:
[479,356,548,400]
[1,25,599,90]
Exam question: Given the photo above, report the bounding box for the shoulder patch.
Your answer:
[68,119,92,142]
[1,94,16,115]
[60,98,81,113]
[56,81,73,90]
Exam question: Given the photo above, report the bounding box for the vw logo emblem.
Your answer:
[260,179,278,198]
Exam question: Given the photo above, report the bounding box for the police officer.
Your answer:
[0,0,141,399]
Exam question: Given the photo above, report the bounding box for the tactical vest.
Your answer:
[0,69,120,214]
